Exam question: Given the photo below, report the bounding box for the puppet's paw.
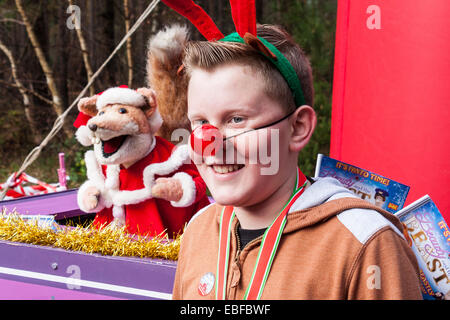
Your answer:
[151,177,183,202]
[79,186,100,212]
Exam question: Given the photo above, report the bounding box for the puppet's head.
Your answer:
[75,86,163,167]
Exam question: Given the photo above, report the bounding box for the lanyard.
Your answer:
[215,168,307,300]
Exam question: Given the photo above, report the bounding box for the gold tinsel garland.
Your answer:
[0,210,180,260]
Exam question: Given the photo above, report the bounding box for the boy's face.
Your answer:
[187,64,298,207]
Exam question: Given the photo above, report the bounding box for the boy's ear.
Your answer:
[78,95,98,117]
[289,105,317,152]
[136,87,157,118]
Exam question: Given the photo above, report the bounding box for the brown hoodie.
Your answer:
[172,178,423,300]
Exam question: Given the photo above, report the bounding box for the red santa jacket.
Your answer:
[92,136,210,237]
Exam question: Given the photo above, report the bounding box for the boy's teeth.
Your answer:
[212,164,242,174]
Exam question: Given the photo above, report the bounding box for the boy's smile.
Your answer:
[188,64,298,210]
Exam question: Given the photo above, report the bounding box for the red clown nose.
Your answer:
[189,124,223,157]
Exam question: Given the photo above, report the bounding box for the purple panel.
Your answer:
[0,189,83,219]
[0,240,177,300]
[0,278,123,300]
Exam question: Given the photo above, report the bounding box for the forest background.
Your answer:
[0,0,337,189]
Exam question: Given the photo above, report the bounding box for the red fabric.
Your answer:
[161,0,224,40]
[93,136,210,238]
[73,112,91,128]
[331,0,450,221]
[229,0,256,37]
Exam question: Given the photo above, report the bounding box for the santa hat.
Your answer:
[74,110,94,147]
[96,86,148,110]
[73,85,146,129]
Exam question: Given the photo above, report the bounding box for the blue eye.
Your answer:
[191,119,208,130]
[119,108,127,114]
[196,119,209,126]
[231,116,244,124]
[98,111,105,116]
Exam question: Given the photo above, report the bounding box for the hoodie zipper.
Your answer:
[233,222,265,266]
[234,222,242,266]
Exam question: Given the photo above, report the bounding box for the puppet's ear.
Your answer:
[77,95,98,117]
[136,87,157,117]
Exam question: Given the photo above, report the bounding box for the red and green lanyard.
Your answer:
[215,168,307,300]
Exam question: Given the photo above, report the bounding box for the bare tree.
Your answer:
[14,0,71,137]
[0,38,41,144]
[68,0,95,96]
[124,0,134,87]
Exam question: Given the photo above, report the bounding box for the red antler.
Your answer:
[161,0,224,41]
[229,0,257,37]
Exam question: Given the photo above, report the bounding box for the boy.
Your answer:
[172,24,422,300]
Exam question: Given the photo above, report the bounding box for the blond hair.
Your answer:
[183,24,314,111]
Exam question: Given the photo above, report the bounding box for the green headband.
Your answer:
[219,32,306,107]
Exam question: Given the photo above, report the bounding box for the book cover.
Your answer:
[314,154,410,213]
[395,195,450,300]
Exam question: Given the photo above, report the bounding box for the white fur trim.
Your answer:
[142,144,190,188]
[79,143,194,215]
[75,126,94,147]
[96,87,146,110]
[78,150,106,213]
[112,205,126,227]
[85,150,105,191]
[110,188,152,207]
[170,172,196,207]
[105,165,120,190]
[105,143,190,207]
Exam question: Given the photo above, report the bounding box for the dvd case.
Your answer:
[395,195,450,300]
[314,154,410,213]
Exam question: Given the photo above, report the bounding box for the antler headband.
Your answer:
[161,0,307,107]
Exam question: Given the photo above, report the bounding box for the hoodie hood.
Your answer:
[284,177,405,240]
[193,177,406,244]
[289,177,357,213]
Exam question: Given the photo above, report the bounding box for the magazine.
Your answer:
[395,195,450,300]
[314,154,410,213]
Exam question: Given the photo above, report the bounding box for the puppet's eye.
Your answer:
[119,108,127,114]
[98,111,105,116]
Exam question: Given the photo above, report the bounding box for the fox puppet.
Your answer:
[73,26,209,237]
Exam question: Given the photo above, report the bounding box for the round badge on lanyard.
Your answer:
[198,272,215,296]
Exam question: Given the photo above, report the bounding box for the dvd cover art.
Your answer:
[396,195,450,300]
[314,154,410,213]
